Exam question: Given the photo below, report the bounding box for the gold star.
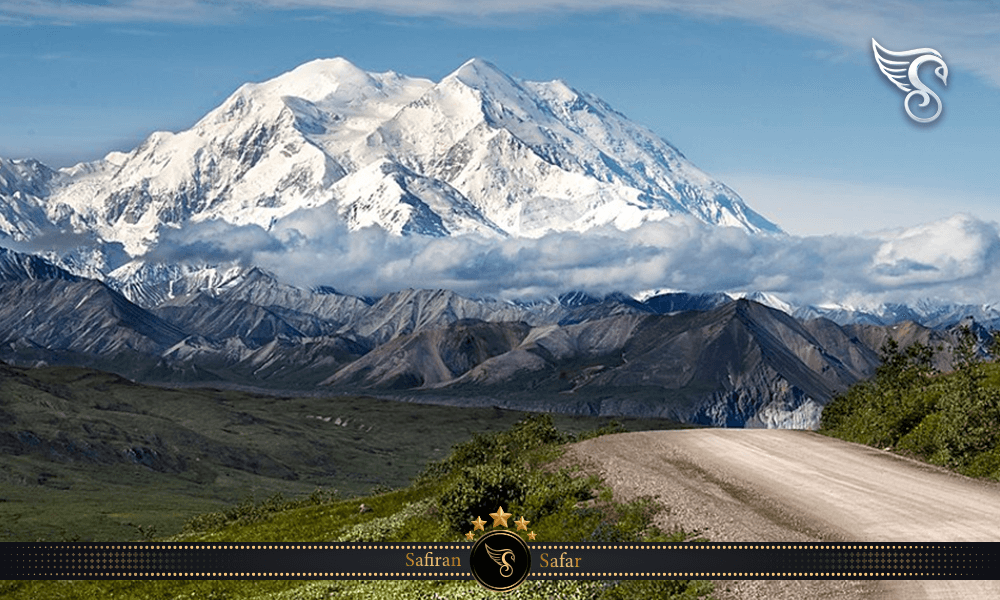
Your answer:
[514,516,530,531]
[465,531,475,541]
[490,506,512,528]
[471,516,487,531]
[527,531,537,541]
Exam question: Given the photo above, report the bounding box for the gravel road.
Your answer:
[566,429,1000,600]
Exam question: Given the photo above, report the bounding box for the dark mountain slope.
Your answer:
[324,320,532,389]
[336,300,887,427]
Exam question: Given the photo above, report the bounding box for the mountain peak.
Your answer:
[288,57,372,82]
[240,57,380,104]
[312,56,362,70]
[451,57,505,77]
[443,57,521,96]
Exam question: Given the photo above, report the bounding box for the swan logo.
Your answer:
[872,38,949,123]
[486,543,516,577]
[470,530,531,591]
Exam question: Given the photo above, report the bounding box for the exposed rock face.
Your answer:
[356,300,883,428]
[323,320,532,389]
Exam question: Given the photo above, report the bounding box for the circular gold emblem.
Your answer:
[469,529,532,592]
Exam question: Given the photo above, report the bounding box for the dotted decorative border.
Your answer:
[4,542,991,579]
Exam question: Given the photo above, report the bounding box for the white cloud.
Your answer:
[0,0,230,24]
[4,2,998,87]
[869,214,999,287]
[157,206,1000,307]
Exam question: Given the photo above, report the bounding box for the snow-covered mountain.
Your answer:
[1,57,780,258]
[681,288,1000,330]
[0,158,61,241]
[793,299,1000,330]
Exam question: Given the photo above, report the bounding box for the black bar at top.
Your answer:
[2,542,998,580]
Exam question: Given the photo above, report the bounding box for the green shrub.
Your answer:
[577,420,627,441]
[430,414,615,535]
[936,384,1000,465]
[961,445,1000,480]
[821,339,937,448]
[822,328,1000,479]
[419,413,571,482]
[437,462,531,532]
[817,383,861,433]
[897,412,943,458]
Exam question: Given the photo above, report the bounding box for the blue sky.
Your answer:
[0,0,997,236]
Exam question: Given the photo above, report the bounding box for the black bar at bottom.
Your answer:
[2,542,998,580]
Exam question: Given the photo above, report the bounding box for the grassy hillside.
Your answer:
[0,361,689,541]
[1,415,714,600]
[820,329,1000,479]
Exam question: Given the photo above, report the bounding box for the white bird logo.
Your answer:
[485,544,515,577]
[872,38,949,123]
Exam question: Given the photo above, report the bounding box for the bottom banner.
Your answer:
[4,542,998,587]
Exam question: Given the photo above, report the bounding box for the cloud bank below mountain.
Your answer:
[149,208,1000,307]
